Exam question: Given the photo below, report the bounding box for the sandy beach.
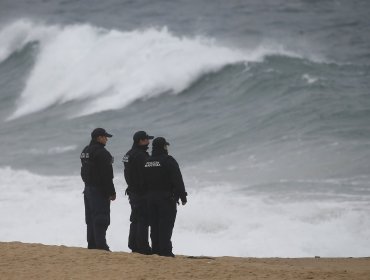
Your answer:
[0,242,369,280]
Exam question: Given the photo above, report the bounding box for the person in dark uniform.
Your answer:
[123,131,154,254]
[143,137,187,257]
[80,128,116,251]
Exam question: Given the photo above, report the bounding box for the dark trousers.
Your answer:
[84,185,111,251]
[147,192,177,257]
[128,193,151,254]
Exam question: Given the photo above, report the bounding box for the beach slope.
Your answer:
[0,242,369,280]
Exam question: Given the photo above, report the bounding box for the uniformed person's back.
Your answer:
[143,137,187,257]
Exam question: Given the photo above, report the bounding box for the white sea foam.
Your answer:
[302,73,318,84]
[1,19,303,120]
[0,166,369,257]
[0,20,58,62]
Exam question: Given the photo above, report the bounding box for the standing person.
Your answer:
[80,128,116,251]
[123,131,154,254]
[143,137,187,257]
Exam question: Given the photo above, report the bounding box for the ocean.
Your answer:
[0,0,369,257]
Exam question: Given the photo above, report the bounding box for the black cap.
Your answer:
[133,131,154,143]
[152,137,170,148]
[91,128,113,138]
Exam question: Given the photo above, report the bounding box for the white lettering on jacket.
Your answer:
[80,152,90,159]
[145,161,161,167]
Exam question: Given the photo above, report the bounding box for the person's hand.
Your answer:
[181,196,187,206]
[110,194,116,201]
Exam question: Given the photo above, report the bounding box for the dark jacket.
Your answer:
[123,144,149,195]
[80,140,116,197]
[143,148,187,203]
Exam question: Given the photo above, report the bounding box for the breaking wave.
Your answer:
[1,19,305,120]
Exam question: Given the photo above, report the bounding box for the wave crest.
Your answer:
[2,19,302,120]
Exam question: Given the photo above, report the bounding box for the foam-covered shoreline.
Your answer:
[1,167,370,258]
[1,242,369,280]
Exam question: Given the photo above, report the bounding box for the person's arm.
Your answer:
[123,153,131,187]
[95,149,116,199]
[167,156,187,205]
